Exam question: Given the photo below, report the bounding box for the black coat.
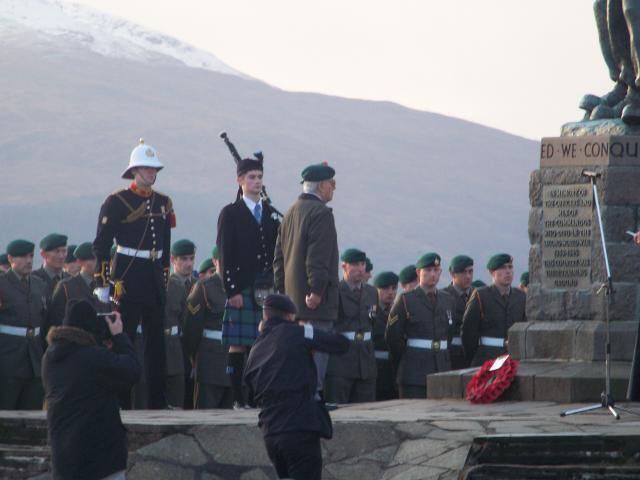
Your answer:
[42,326,141,480]
[217,198,280,298]
[244,316,349,438]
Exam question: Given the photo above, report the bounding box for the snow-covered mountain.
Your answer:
[0,0,245,77]
[0,0,539,280]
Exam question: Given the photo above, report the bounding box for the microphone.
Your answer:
[581,169,601,179]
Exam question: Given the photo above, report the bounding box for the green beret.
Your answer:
[65,245,77,264]
[398,265,418,284]
[472,279,487,288]
[520,271,530,287]
[449,255,474,273]
[486,253,513,271]
[374,271,399,288]
[6,239,35,257]
[171,239,196,257]
[198,258,214,274]
[74,242,95,261]
[365,257,373,273]
[416,252,441,269]
[40,233,68,252]
[301,163,335,183]
[0,253,8,266]
[341,248,366,264]
[110,244,117,258]
[211,245,220,260]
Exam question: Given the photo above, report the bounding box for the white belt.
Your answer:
[136,325,179,336]
[480,336,506,347]
[374,350,389,360]
[341,331,372,341]
[407,338,448,350]
[202,329,223,341]
[451,336,463,346]
[136,325,142,335]
[0,325,40,337]
[116,245,163,260]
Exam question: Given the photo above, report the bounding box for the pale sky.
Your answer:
[74,0,611,140]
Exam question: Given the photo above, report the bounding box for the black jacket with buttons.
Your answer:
[216,198,280,298]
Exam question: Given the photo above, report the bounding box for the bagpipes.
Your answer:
[219,131,284,219]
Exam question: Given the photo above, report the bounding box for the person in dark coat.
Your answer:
[273,163,339,398]
[385,253,454,399]
[217,157,280,409]
[42,301,140,480]
[372,271,399,400]
[244,294,349,480]
[461,253,526,366]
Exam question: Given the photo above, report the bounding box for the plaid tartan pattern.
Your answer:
[221,288,261,346]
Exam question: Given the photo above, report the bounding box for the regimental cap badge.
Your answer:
[145,148,155,158]
[435,259,440,266]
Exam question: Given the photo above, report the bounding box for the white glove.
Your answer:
[93,287,110,304]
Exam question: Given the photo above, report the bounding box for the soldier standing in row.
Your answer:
[93,139,175,409]
[217,157,280,409]
[63,244,81,277]
[364,257,373,284]
[183,245,232,408]
[325,248,377,404]
[519,271,529,294]
[372,271,399,400]
[442,255,474,370]
[273,163,339,400]
[386,253,454,398]
[0,240,48,409]
[198,258,216,280]
[33,234,70,299]
[398,265,418,292]
[461,254,526,367]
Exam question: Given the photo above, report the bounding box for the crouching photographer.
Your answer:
[42,301,141,480]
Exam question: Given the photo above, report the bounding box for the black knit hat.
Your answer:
[64,300,102,339]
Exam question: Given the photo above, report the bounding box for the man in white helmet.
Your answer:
[92,139,176,409]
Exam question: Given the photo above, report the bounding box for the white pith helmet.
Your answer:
[121,138,164,179]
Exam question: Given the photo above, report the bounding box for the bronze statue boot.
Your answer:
[582,81,627,120]
[621,88,640,124]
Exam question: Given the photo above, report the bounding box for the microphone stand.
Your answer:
[560,170,619,420]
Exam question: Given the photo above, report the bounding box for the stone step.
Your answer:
[427,360,630,402]
[0,443,49,479]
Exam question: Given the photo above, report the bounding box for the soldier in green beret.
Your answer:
[274,161,339,400]
[0,239,48,409]
[47,242,106,333]
[63,244,81,277]
[519,271,529,294]
[398,265,418,292]
[442,255,474,370]
[364,257,373,284]
[472,280,487,289]
[198,258,215,280]
[0,254,9,274]
[373,271,399,400]
[325,248,378,403]
[385,253,454,398]
[461,253,526,366]
[33,233,70,299]
[182,246,232,409]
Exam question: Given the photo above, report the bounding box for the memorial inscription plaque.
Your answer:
[541,184,593,290]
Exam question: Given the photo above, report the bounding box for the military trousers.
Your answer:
[264,431,322,480]
[302,318,332,395]
[0,376,43,410]
[324,375,376,404]
[194,383,233,409]
[120,300,167,409]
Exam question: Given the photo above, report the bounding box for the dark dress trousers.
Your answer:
[442,284,472,370]
[461,285,526,367]
[385,288,454,399]
[164,273,188,408]
[0,270,47,409]
[373,301,396,400]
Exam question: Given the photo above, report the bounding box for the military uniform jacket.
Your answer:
[93,186,174,305]
[327,281,378,380]
[216,198,280,298]
[273,194,339,321]
[164,273,188,376]
[385,288,454,386]
[373,302,391,353]
[461,285,526,366]
[32,267,69,300]
[0,270,47,379]
[182,274,230,386]
[47,273,107,330]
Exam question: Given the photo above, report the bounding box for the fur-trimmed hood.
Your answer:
[46,326,97,363]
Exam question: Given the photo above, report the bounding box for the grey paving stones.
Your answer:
[136,434,208,466]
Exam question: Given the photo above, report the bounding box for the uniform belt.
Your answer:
[164,326,179,336]
[136,325,143,335]
[0,325,40,337]
[451,336,463,346]
[341,331,372,341]
[116,245,163,260]
[202,329,223,341]
[406,338,448,351]
[374,350,389,360]
[480,336,507,348]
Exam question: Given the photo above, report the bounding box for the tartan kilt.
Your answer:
[222,288,261,346]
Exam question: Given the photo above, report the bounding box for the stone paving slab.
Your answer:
[4,400,640,479]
